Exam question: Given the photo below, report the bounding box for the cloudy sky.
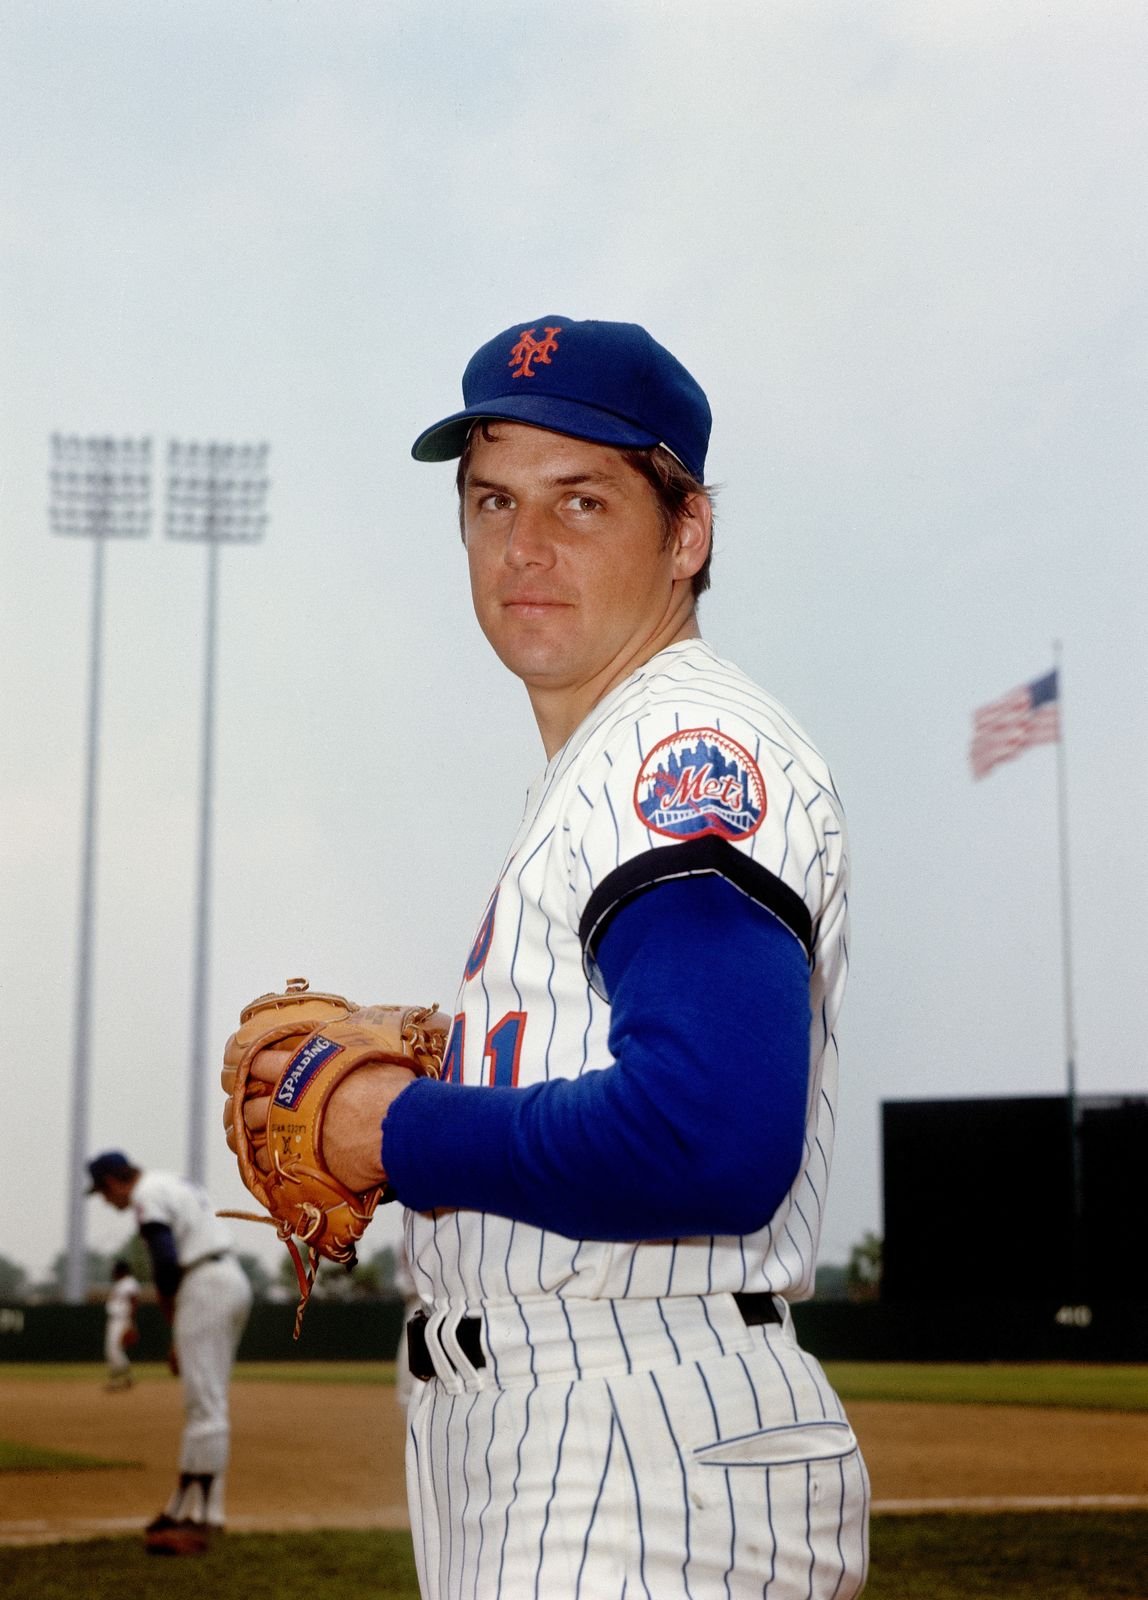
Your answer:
[2,0,1145,1287]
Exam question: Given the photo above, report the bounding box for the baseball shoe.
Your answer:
[144,1517,212,1556]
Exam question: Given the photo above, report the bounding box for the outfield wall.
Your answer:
[0,1299,408,1363]
[794,1298,1148,1363]
[1,1297,1144,1363]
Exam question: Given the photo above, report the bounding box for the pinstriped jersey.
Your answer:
[405,637,849,1309]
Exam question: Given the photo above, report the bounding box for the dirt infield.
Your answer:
[2,1368,1147,1544]
[0,1370,408,1544]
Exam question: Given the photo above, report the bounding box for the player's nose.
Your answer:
[503,502,557,568]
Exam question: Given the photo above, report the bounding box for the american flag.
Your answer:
[969,669,1060,780]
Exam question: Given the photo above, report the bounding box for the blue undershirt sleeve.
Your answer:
[139,1221,182,1299]
[383,873,811,1240]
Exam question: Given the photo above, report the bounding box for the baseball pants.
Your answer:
[173,1255,253,1479]
[406,1293,869,1599]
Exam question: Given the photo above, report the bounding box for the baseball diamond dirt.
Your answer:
[1,1366,1147,1545]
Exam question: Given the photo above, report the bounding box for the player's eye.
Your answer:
[566,494,603,514]
[478,492,514,512]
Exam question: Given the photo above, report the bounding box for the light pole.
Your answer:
[166,441,269,1186]
[49,434,152,1303]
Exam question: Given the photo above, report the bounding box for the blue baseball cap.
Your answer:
[86,1150,134,1192]
[411,316,712,481]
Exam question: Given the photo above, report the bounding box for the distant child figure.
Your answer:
[104,1259,140,1391]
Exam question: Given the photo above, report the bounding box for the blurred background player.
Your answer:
[103,1257,139,1392]
[87,1149,252,1557]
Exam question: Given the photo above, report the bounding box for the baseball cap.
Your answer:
[411,317,712,481]
[86,1150,134,1193]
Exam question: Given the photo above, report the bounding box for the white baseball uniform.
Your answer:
[104,1272,139,1382]
[131,1171,252,1520]
[403,638,869,1599]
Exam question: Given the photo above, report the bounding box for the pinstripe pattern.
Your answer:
[406,1298,868,1598]
[407,640,849,1308]
[404,640,865,1596]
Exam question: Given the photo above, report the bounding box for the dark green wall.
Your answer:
[1,1297,1142,1363]
[0,1299,407,1362]
[792,1298,1147,1363]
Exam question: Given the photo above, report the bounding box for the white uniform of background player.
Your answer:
[104,1262,139,1390]
[132,1170,252,1525]
[88,1153,253,1539]
[384,317,871,1598]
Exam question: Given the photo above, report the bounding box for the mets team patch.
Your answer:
[633,728,766,842]
[273,1035,344,1109]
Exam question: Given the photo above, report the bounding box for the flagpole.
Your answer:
[1052,639,1083,1302]
[1053,640,1077,1103]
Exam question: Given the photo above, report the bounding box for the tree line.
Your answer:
[0,1235,883,1305]
[0,1241,409,1304]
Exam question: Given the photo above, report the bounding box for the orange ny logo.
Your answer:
[508,326,562,379]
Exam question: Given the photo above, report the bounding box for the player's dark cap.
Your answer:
[86,1150,134,1193]
[411,316,712,481]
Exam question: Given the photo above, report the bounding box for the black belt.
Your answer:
[182,1251,229,1275]
[407,1293,782,1382]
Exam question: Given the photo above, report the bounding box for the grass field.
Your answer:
[3,1358,1144,1406]
[2,1517,1147,1600]
[0,1361,395,1386]
[0,1440,140,1472]
[824,1361,1148,1411]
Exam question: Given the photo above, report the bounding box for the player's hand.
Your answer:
[220,1041,289,1173]
[222,1042,417,1192]
[322,1061,417,1192]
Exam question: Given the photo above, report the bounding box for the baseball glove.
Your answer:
[220,977,447,1334]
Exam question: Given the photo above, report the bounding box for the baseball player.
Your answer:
[87,1150,253,1556]
[237,317,868,1596]
[103,1258,140,1391]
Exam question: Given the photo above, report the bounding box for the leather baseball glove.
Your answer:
[220,977,447,1333]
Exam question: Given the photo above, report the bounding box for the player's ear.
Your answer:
[671,493,712,582]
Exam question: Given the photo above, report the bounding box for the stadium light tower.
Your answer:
[49,434,152,1304]
[166,441,270,1186]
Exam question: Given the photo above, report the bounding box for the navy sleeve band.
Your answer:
[139,1221,182,1299]
[579,836,813,996]
[384,873,810,1240]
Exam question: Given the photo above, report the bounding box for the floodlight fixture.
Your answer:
[166,439,270,544]
[49,434,152,539]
